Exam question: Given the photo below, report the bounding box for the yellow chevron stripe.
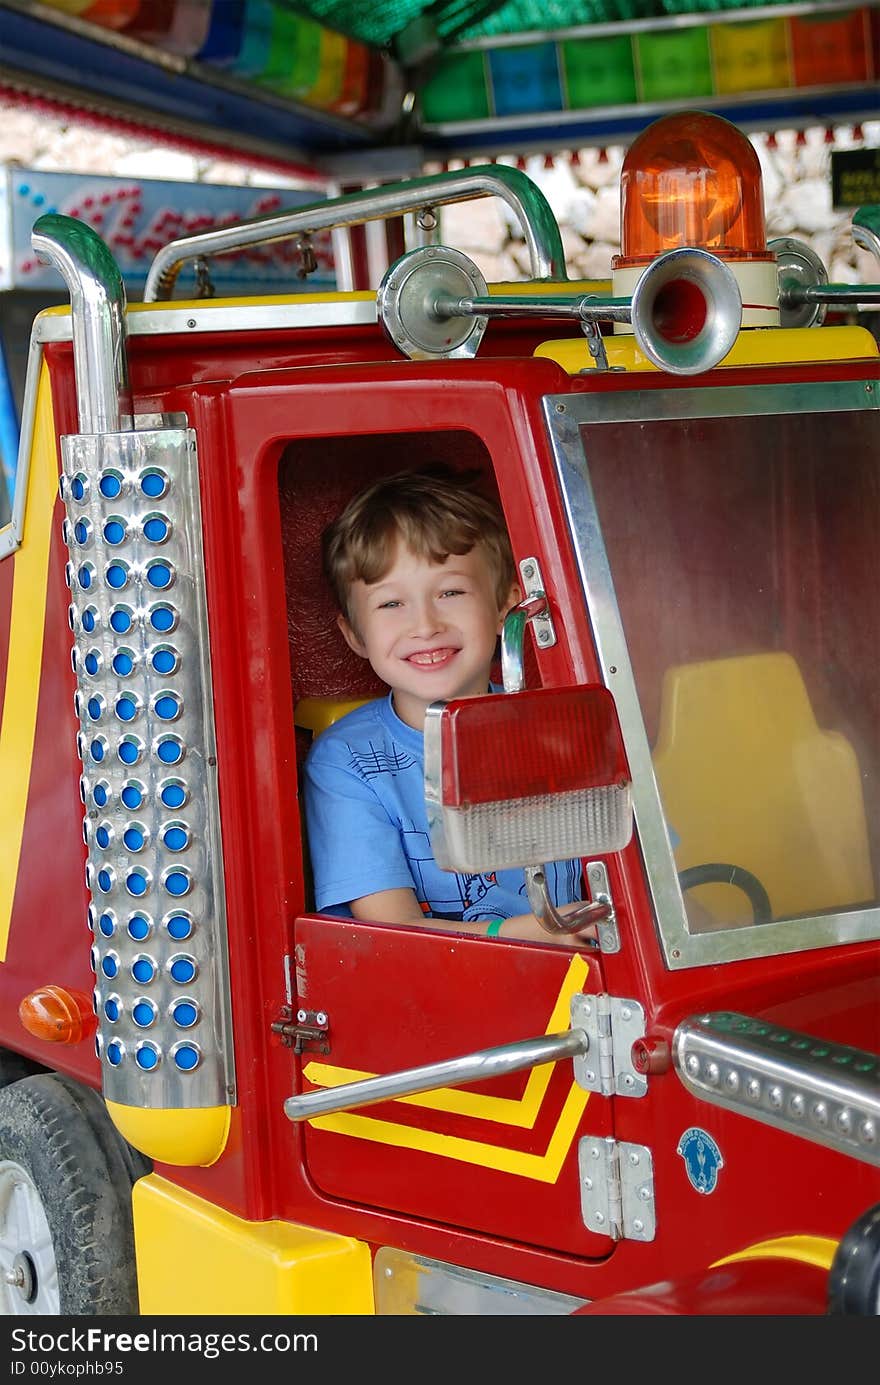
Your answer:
[303,954,588,1127]
[0,368,57,961]
[712,1235,837,1271]
[302,955,592,1179]
[310,1078,589,1182]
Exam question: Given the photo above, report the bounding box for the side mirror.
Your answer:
[424,684,633,876]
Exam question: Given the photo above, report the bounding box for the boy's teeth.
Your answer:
[410,649,451,665]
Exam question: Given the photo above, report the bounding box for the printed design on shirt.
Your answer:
[400,825,575,921]
[302,955,592,1183]
[349,740,417,781]
[402,825,506,919]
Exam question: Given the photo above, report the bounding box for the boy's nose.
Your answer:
[409,598,444,636]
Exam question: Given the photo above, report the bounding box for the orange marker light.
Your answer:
[19,986,97,1045]
[616,110,769,268]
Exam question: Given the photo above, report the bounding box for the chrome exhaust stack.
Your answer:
[31,212,132,434]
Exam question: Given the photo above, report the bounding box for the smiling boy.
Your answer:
[303,465,594,944]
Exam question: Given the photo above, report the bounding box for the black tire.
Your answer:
[828,1202,880,1314]
[0,1072,142,1315]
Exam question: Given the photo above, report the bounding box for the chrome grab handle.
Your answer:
[284,1027,587,1121]
[144,164,566,301]
[525,865,611,937]
[500,593,548,693]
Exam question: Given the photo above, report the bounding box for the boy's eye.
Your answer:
[440,588,466,598]
[378,599,402,609]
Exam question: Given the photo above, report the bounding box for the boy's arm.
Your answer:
[350,890,597,946]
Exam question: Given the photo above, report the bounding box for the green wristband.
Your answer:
[486,918,504,937]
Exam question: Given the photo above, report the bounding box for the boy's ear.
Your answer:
[337,612,368,659]
[496,581,523,633]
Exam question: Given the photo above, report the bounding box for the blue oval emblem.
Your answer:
[677,1127,724,1195]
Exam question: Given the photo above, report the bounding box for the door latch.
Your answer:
[272,1006,330,1055]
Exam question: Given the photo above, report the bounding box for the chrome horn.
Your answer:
[771,226,880,330]
[628,246,743,375]
[377,244,742,375]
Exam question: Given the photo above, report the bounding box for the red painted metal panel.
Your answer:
[292,914,613,1256]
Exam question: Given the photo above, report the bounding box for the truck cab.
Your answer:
[0,109,878,1316]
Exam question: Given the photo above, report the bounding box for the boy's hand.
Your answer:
[492,905,599,947]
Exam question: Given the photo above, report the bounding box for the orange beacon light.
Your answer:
[612,110,780,330]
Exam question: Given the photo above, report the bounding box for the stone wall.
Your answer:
[431,122,880,289]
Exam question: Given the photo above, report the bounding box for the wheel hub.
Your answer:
[0,1161,59,1314]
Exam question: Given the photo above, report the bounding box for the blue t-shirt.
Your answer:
[303,693,584,921]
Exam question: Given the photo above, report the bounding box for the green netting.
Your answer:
[284,0,812,50]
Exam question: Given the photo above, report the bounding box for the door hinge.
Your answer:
[570,993,647,1097]
[579,1136,656,1242]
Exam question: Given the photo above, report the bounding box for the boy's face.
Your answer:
[338,539,520,731]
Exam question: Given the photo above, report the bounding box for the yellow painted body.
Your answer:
[0,367,58,961]
[107,1101,231,1167]
[535,324,880,372]
[133,1175,374,1315]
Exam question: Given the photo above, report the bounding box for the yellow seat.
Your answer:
[652,652,874,922]
[294,695,372,737]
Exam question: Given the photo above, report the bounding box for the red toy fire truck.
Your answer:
[0,110,878,1315]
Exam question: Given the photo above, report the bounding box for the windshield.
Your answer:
[551,378,880,966]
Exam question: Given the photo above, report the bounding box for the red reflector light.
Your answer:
[437,685,629,807]
[424,686,633,873]
[19,986,97,1045]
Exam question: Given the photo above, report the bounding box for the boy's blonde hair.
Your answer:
[323,464,516,623]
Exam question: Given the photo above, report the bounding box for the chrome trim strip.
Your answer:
[33,298,379,345]
[544,379,880,968]
[674,1012,880,1167]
